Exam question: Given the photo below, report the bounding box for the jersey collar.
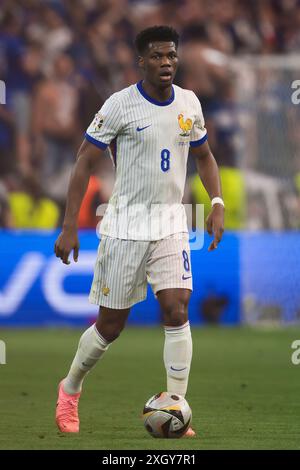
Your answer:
[136,80,175,106]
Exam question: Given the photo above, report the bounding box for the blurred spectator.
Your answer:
[0,92,15,175]
[188,167,246,231]
[78,152,116,228]
[13,44,43,175]
[0,181,12,228]
[1,0,300,229]
[8,173,60,228]
[78,175,103,229]
[31,52,79,199]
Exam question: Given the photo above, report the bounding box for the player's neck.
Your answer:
[142,80,173,103]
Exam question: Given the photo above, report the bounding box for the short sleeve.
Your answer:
[85,95,123,150]
[189,94,208,147]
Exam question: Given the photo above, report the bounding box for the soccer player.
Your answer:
[54,25,224,437]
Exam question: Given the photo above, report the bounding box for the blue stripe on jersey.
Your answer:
[190,133,208,147]
[136,80,175,106]
[85,132,108,150]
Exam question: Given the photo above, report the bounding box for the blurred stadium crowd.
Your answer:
[1,0,300,230]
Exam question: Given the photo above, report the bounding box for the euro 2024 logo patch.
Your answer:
[93,112,104,130]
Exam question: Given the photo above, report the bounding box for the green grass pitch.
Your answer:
[0,326,300,450]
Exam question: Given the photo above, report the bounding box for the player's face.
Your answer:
[140,41,178,88]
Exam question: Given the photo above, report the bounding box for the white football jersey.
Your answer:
[85,81,207,240]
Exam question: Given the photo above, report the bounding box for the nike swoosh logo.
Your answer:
[182,274,192,280]
[136,125,151,132]
[170,366,187,372]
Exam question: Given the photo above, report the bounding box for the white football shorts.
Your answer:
[89,232,193,309]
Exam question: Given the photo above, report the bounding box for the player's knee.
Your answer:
[96,323,124,343]
[100,328,122,343]
[163,302,188,327]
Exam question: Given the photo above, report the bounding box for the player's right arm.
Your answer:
[54,139,104,265]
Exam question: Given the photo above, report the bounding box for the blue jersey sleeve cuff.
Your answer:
[85,133,108,150]
[190,133,208,147]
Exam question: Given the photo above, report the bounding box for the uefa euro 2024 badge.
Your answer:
[93,112,104,130]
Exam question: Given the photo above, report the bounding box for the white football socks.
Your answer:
[163,321,193,398]
[63,324,110,395]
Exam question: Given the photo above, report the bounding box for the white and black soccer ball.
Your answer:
[142,392,192,438]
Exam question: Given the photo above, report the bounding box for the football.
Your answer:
[142,392,192,438]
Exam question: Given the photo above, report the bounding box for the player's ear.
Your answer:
[138,56,145,70]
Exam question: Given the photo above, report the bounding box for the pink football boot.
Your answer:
[184,426,196,437]
[56,380,81,433]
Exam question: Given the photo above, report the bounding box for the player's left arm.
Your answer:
[190,140,224,251]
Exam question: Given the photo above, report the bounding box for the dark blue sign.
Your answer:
[0,230,240,326]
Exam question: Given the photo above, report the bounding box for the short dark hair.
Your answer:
[135,25,179,55]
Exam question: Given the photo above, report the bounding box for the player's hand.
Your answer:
[54,227,80,265]
[206,204,224,251]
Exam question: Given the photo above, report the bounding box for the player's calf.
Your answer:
[164,321,192,397]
